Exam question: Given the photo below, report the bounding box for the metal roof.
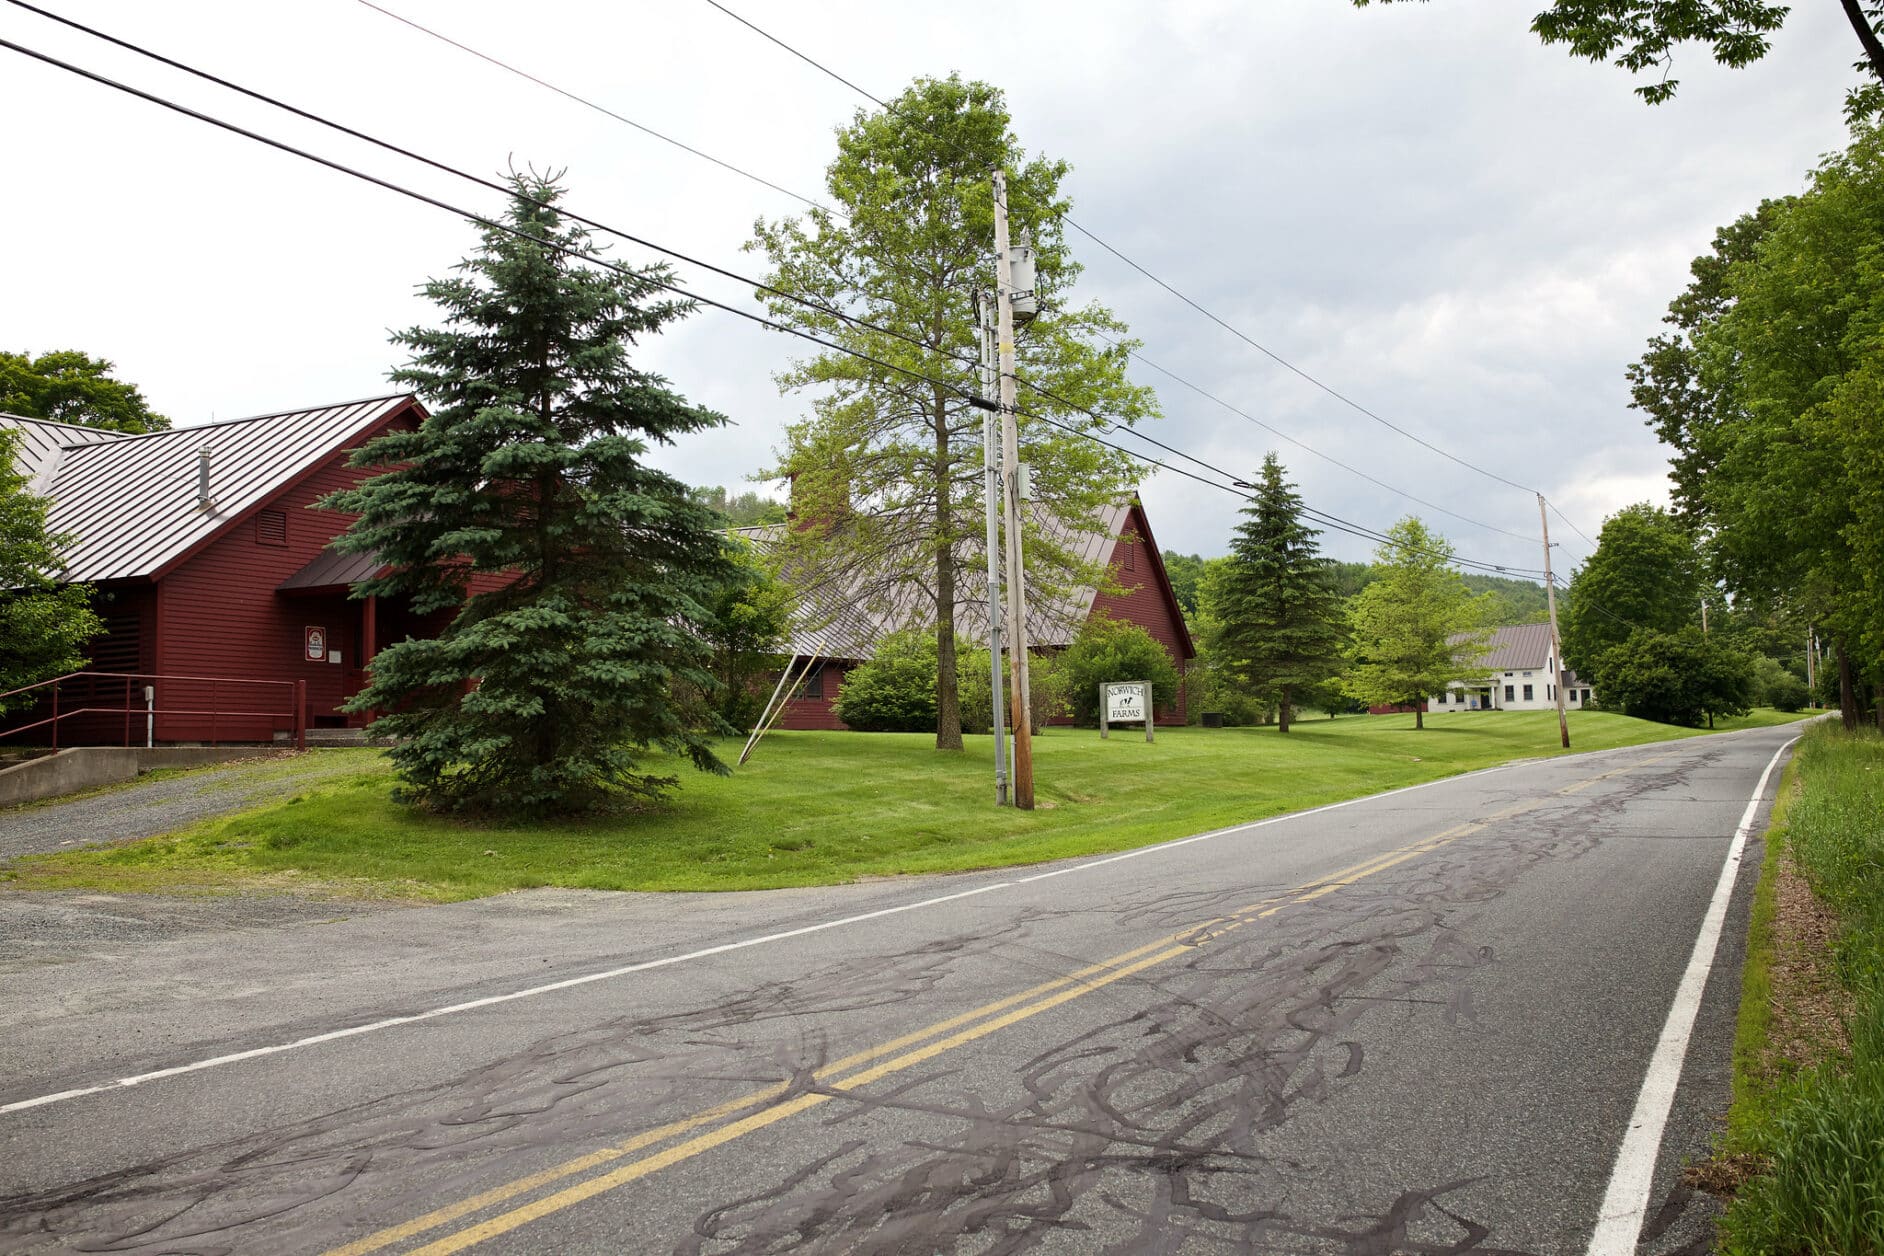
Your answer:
[1475,623,1555,671]
[0,414,127,494]
[735,500,1140,661]
[3,394,416,583]
[279,545,386,592]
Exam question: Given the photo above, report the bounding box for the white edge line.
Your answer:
[0,739,1688,1118]
[1584,735,1798,1255]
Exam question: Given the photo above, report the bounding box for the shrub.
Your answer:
[1054,615,1181,727]
[961,647,1062,734]
[1766,674,1810,713]
[833,631,937,732]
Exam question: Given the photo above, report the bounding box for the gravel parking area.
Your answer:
[0,749,379,863]
[0,751,408,970]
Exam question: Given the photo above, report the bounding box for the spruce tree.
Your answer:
[325,173,733,815]
[1205,454,1345,732]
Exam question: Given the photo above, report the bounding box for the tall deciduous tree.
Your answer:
[748,75,1158,752]
[0,428,100,709]
[1648,124,1884,727]
[1204,454,1345,733]
[0,350,169,434]
[1341,518,1493,730]
[325,173,733,815]
[1559,502,1703,674]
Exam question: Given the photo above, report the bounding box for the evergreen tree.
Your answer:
[0,428,100,709]
[325,173,733,815]
[1203,454,1345,732]
[1341,518,1495,730]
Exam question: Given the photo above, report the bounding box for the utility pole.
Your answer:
[1700,597,1709,634]
[1806,627,1817,704]
[976,291,1008,806]
[993,169,1035,809]
[1538,494,1570,750]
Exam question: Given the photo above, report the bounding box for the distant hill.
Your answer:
[1162,552,1552,629]
[1330,560,1550,625]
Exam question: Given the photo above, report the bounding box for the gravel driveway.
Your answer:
[0,749,379,863]
[0,751,407,970]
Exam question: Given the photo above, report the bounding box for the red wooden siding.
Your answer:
[1086,506,1190,723]
[152,412,415,741]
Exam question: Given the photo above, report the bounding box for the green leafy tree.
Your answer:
[1560,502,1703,674]
[1160,550,1207,619]
[749,75,1158,753]
[834,630,938,732]
[0,350,169,433]
[691,484,788,528]
[325,173,733,815]
[1054,614,1181,727]
[697,539,793,730]
[1203,454,1346,732]
[1656,125,1884,727]
[1593,627,1755,726]
[1354,0,1884,119]
[1341,518,1494,729]
[0,429,101,709]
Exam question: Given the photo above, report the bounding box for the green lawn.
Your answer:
[3,708,1813,901]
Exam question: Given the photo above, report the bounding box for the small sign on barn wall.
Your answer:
[1100,681,1153,743]
[304,626,327,663]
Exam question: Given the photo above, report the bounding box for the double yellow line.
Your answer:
[328,753,1670,1254]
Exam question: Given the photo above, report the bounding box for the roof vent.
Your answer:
[197,447,216,512]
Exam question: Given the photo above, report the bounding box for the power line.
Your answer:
[332,0,1540,547]
[0,28,1542,584]
[695,0,1613,543]
[353,0,836,218]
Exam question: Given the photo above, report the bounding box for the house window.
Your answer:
[1438,691,1448,704]
[1548,684,1555,700]
[1523,684,1534,701]
[802,664,824,699]
[256,509,288,546]
[1504,685,1515,702]
[1582,688,1591,704]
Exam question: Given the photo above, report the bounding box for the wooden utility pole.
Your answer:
[993,169,1035,809]
[1538,494,1570,750]
[1700,598,1709,634]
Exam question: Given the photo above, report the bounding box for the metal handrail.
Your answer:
[0,672,307,751]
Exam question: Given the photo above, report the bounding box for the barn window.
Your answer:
[802,664,824,698]
[256,509,288,546]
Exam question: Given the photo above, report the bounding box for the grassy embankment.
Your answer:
[1720,722,1884,1253]
[2,707,1810,901]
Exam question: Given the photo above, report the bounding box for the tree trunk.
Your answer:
[1839,641,1859,730]
[1415,702,1424,731]
[1841,0,1884,86]
[1278,686,1292,734]
[1875,681,1883,731]
[932,387,963,751]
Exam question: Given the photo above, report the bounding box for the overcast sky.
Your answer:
[0,0,1858,574]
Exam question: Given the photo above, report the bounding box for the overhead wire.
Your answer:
[339,0,1545,549]
[0,21,1542,583]
[694,0,1611,539]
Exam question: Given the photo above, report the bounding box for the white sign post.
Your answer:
[1100,681,1153,743]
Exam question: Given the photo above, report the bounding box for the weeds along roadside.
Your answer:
[1721,722,1884,1253]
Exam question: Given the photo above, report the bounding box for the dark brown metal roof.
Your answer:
[278,545,385,592]
[0,414,128,494]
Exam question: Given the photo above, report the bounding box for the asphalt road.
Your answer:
[0,724,1799,1254]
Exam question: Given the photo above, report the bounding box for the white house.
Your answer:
[1431,623,1594,713]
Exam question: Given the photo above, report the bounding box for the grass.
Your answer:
[1725,755,1799,1150]
[0,707,1811,903]
[1720,722,1884,1254]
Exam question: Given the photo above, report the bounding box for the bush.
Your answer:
[833,631,937,732]
[961,646,1062,735]
[1767,674,1810,713]
[1054,615,1181,727]
[1591,627,1755,726]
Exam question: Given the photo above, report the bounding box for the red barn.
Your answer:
[742,497,1195,731]
[2,394,434,744]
